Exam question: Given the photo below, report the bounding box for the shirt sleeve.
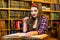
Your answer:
[38,16,48,34]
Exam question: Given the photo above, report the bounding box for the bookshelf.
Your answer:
[0,0,32,36]
[0,0,60,37]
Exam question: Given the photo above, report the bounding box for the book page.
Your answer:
[3,33,27,39]
[31,34,48,39]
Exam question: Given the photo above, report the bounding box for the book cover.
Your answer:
[51,13,54,20]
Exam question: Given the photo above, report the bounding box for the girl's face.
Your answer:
[31,7,38,18]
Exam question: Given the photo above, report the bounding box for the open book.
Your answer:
[3,33,48,39]
[3,33,27,39]
[31,34,48,39]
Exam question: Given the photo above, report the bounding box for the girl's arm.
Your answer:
[23,17,29,32]
[23,22,27,32]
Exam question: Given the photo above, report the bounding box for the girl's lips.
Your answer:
[32,14,35,16]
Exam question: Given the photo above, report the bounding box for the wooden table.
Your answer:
[2,33,48,40]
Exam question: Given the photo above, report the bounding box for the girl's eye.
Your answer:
[31,10,37,12]
[34,10,37,12]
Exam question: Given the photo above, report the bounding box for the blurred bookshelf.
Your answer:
[0,0,60,38]
[0,0,32,37]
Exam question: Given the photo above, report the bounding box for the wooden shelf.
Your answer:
[0,28,22,31]
[41,2,51,4]
[0,19,8,20]
[0,8,8,10]
[0,29,10,31]
[23,0,32,2]
[10,8,30,11]
[52,11,60,12]
[10,19,22,20]
[42,10,51,12]
[35,2,51,4]
[34,0,51,4]
[10,28,23,30]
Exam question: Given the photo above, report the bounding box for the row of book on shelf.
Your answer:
[51,12,60,20]
[0,20,23,34]
[0,11,30,19]
[0,0,7,8]
[10,11,30,19]
[42,4,60,11]
[0,11,8,19]
[52,0,60,3]
[10,0,31,8]
[0,11,59,20]
[0,0,60,11]
[0,0,31,8]
[10,20,23,34]
[0,0,60,8]
[10,19,60,34]
[52,4,60,11]
[43,12,60,20]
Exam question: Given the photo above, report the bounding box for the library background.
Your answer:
[0,0,60,40]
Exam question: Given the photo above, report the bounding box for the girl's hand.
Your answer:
[25,31,38,37]
[24,17,29,22]
[26,32,34,37]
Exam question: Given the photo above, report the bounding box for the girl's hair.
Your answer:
[31,3,39,8]
[29,3,42,27]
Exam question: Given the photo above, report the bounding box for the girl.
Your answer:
[23,3,48,37]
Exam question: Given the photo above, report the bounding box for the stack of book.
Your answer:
[10,0,19,8]
[0,0,7,8]
[19,12,24,19]
[14,1,19,8]
[0,11,8,19]
[3,0,7,8]
[5,20,8,29]
[10,20,23,34]
[24,2,31,8]
[58,0,60,3]
[10,0,31,8]
[0,20,7,36]
[10,20,15,30]
[19,1,31,8]
[56,0,60,3]
[0,0,3,8]
[10,1,15,8]
[19,1,25,8]
[2,11,8,19]
[42,6,50,11]
[0,20,5,29]
[10,11,18,19]
[10,11,30,19]
[52,4,59,11]
[51,12,59,20]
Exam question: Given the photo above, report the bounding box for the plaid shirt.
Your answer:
[24,16,48,34]
[38,16,48,34]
